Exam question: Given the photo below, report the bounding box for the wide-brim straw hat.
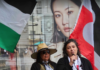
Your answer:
[31,43,57,59]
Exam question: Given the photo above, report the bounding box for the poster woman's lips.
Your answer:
[64,27,71,32]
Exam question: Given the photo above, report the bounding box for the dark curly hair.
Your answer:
[63,39,81,57]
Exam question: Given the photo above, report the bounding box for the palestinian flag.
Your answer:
[0,0,37,52]
[69,0,100,70]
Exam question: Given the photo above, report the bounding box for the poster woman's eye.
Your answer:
[55,14,61,18]
[67,11,73,15]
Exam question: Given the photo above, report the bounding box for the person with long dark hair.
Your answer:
[31,43,57,70]
[49,0,82,62]
[56,39,93,70]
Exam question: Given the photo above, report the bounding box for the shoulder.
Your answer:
[31,62,40,68]
[80,57,92,66]
[57,57,67,64]
[51,61,56,65]
[81,57,90,63]
[80,57,93,70]
[32,62,38,65]
[56,57,72,70]
[50,61,57,67]
[31,62,40,70]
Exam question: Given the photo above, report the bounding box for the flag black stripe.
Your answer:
[91,0,100,56]
[4,0,37,14]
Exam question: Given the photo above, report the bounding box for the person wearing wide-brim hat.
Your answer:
[31,43,57,70]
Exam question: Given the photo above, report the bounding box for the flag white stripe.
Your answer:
[94,52,100,69]
[83,7,95,47]
[83,0,92,12]
[0,0,30,34]
[83,22,94,47]
[83,0,99,69]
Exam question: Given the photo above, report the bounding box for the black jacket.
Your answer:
[56,57,93,70]
[31,61,56,70]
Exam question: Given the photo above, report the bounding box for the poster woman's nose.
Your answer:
[62,14,69,25]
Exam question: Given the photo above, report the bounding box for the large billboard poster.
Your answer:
[49,0,82,62]
[0,0,100,70]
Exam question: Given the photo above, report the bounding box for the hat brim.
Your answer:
[31,48,57,59]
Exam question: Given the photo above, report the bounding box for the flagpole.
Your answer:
[32,13,35,52]
[16,48,17,70]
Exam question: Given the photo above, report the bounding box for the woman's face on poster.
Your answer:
[53,0,80,37]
